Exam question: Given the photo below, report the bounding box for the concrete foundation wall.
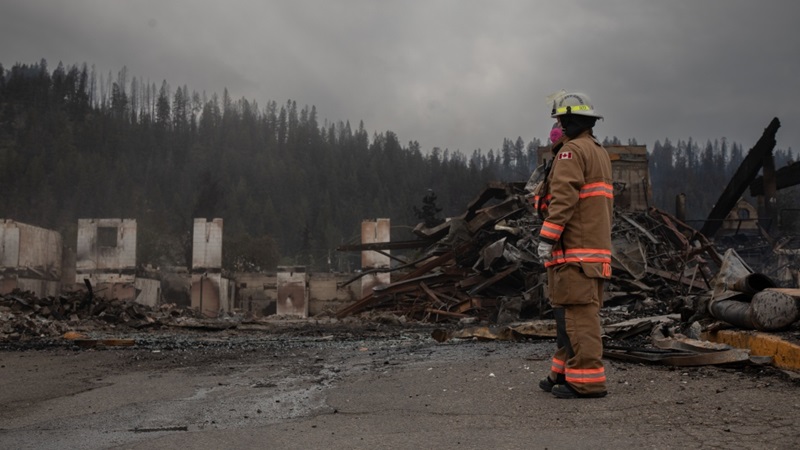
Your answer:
[191,273,220,317]
[233,272,360,317]
[0,220,63,297]
[76,218,136,284]
[235,272,277,316]
[0,220,62,275]
[191,273,235,317]
[80,282,134,303]
[4,278,60,297]
[308,273,360,316]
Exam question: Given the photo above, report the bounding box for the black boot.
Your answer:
[538,374,565,392]
[551,383,607,399]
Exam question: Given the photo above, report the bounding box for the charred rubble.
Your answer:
[0,288,236,342]
[335,180,800,339]
[335,181,725,324]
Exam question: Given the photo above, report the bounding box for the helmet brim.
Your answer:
[551,111,604,120]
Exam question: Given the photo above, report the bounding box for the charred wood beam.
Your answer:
[399,246,459,280]
[456,274,489,289]
[749,160,800,195]
[618,213,660,244]
[336,246,466,318]
[335,292,376,319]
[420,282,444,306]
[466,198,526,234]
[371,249,409,266]
[424,308,470,319]
[700,117,780,238]
[468,263,520,296]
[337,252,434,288]
[645,267,710,290]
[453,297,485,313]
[425,288,462,305]
[654,210,691,249]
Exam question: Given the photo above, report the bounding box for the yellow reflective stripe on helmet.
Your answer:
[554,104,592,115]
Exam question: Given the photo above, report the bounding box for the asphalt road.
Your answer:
[1,325,799,449]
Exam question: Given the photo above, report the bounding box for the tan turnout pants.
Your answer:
[546,264,607,395]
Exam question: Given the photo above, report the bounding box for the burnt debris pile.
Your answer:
[0,289,204,341]
[334,181,783,327]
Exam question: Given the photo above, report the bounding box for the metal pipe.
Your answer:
[708,298,756,329]
[730,273,776,295]
[709,290,800,331]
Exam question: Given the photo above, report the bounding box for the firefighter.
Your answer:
[536,91,613,399]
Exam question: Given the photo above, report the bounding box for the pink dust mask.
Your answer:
[550,126,563,143]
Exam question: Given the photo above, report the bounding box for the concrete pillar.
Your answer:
[361,218,391,299]
[191,218,226,317]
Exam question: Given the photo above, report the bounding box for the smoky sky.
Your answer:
[1,0,798,154]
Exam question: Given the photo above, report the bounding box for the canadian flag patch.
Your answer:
[558,152,573,160]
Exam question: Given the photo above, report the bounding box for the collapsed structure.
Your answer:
[333,118,800,368]
[334,182,727,324]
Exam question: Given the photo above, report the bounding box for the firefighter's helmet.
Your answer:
[549,91,603,119]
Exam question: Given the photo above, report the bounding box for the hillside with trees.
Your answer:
[0,60,795,271]
[0,60,545,271]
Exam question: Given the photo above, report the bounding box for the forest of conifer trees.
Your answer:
[0,60,796,272]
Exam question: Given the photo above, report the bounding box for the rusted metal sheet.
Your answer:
[603,346,752,366]
[603,315,681,340]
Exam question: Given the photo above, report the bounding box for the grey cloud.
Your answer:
[1,0,798,153]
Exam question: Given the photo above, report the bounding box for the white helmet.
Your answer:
[549,91,603,119]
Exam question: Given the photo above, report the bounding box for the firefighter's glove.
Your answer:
[537,242,553,261]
